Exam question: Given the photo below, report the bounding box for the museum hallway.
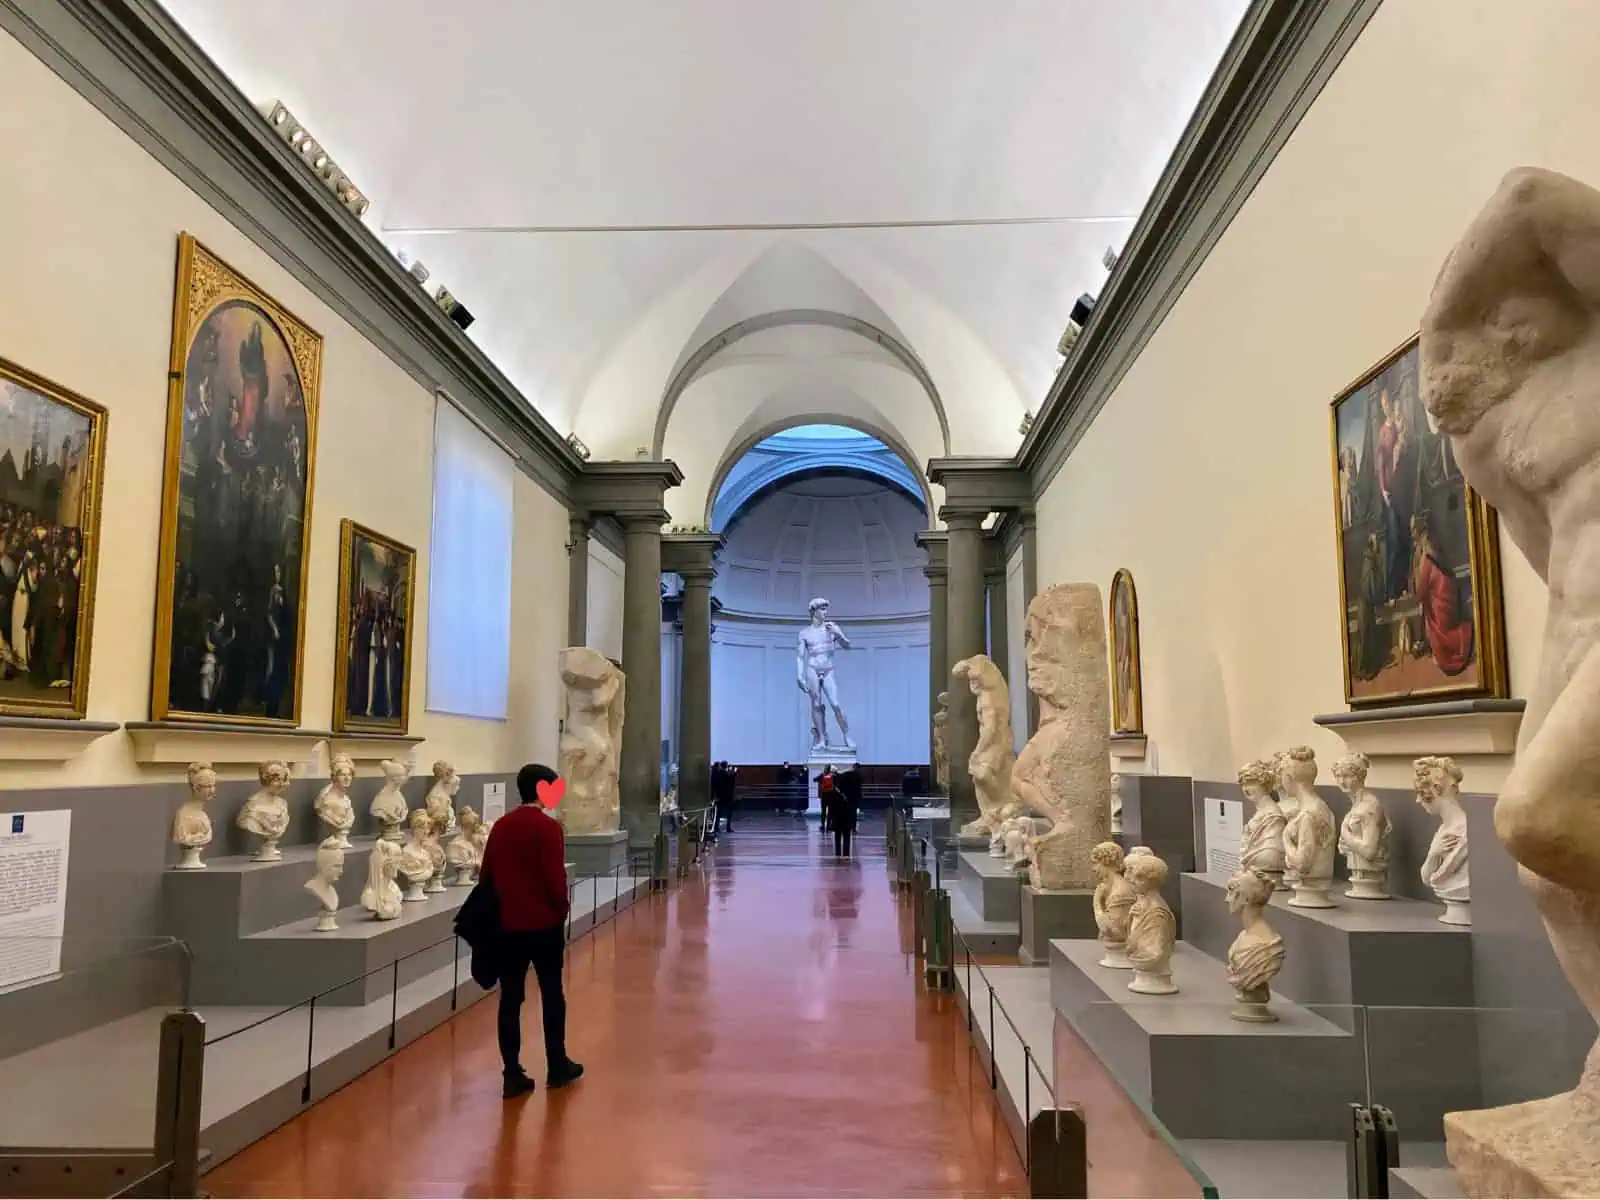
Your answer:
[202,815,1027,1198]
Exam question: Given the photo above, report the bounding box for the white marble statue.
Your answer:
[398,808,439,901]
[1334,752,1392,900]
[424,760,460,835]
[361,838,404,921]
[315,753,357,849]
[1413,756,1470,926]
[932,692,950,793]
[1225,868,1286,1023]
[1010,584,1114,892]
[1002,817,1035,871]
[446,806,484,885]
[797,597,854,751]
[237,759,292,862]
[1273,750,1302,824]
[1124,852,1177,995]
[1237,759,1287,889]
[1279,746,1336,908]
[953,654,1017,839]
[557,646,626,835]
[1092,841,1137,970]
[170,761,216,870]
[370,758,411,842]
[1110,773,1124,837]
[988,802,1023,856]
[304,838,346,932]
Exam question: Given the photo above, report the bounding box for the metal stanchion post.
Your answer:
[153,1010,205,1200]
[924,888,952,989]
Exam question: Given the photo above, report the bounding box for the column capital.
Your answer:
[618,510,671,534]
[661,531,724,577]
[939,509,987,532]
[576,459,684,524]
[927,456,1034,512]
[915,529,949,581]
[566,514,591,555]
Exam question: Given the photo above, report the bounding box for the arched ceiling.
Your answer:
[159,0,1249,474]
[709,424,927,532]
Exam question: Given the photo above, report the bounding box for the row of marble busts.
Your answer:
[1238,747,1470,926]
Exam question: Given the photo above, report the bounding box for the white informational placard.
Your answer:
[0,809,72,991]
[1203,798,1245,877]
[482,781,507,824]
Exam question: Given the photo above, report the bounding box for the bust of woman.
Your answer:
[370,758,411,842]
[397,808,438,901]
[424,760,460,834]
[1237,759,1287,889]
[1334,752,1392,900]
[304,838,345,932]
[1124,853,1178,995]
[237,760,292,862]
[171,761,217,871]
[446,806,483,885]
[315,754,357,849]
[361,838,403,921]
[1279,746,1336,909]
[1225,868,1286,1022]
[1091,841,1137,969]
[1414,755,1470,925]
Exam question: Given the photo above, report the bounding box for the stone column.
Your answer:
[944,512,988,827]
[677,564,715,812]
[618,515,666,843]
[916,531,949,772]
[985,551,1009,686]
[566,516,590,648]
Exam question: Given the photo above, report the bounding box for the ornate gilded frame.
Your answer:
[332,519,417,734]
[0,358,108,719]
[1328,334,1508,708]
[1108,567,1144,735]
[152,234,323,725]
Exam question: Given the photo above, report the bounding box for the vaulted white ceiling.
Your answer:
[160,0,1247,473]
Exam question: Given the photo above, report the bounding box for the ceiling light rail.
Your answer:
[380,215,1141,236]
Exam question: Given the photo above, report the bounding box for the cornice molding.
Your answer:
[0,0,584,503]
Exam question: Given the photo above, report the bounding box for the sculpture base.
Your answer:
[1288,883,1337,909]
[250,842,282,863]
[173,847,206,871]
[1098,942,1132,970]
[1346,880,1392,900]
[313,912,338,933]
[1446,1090,1600,1198]
[1018,886,1096,965]
[1129,968,1178,995]
[425,877,446,894]
[1230,999,1279,1023]
[449,869,476,887]
[564,830,629,876]
[403,882,427,902]
[1440,899,1472,926]
[328,832,353,850]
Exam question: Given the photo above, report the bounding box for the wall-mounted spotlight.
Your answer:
[395,250,431,286]
[256,99,369,219]
[433,286,475,332]
[1102,245,1120,272]
[1019,410,1035,437]
[566,433,591,460]
[1058,291,1099,356]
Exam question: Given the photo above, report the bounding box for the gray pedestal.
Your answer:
[956,851,1022,922]
[564,830,629,876]
[1389,1166,1463,1199]
[1018,887,1096,965]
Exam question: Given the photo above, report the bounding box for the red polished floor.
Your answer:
[205,816,1027,1198]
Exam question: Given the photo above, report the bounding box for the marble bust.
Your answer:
[1011,584,1114,892]
[988,802,1023,857]
[446,805,484,885]
[237,759,292,862]
[170,761,216,871]
[932,692,950,793]
[304,838,346,932]
[424,760,460,835]
[1413,755,1470,926]
[1237,759,1287,889]
[1279,746,1336,908]
[1334,752,1392,900]
[361,837,403,921]
[370,758,411,842]
[558,646,626,835]
[315,753,357,849]
[1091,841,1136,969]
[797,597,854,751]
[1273,750,1302,824]
[1124,852,1177,994]
[1225,868,1286,1023]
[397,809,440,901]
[953,653,1017,839]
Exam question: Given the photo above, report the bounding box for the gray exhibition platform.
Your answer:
[952,850,1022,956]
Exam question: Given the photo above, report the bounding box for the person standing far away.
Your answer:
[478,762,584,1099]
[834,767,861,858]
[818,766,836,833]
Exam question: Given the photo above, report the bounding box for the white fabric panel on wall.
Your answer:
[426,398,513,719]
[1007,546,1028,753]
[586,541,624,660]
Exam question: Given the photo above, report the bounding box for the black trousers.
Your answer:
[496,926,567,1078]
[834,827,853,856]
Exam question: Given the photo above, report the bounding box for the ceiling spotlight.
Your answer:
[1057,324,1080,356]
[257,98,370,222]
[395,251,430,286]
[566,433,592,461]
[1070,292,1097,327]
[635,446,651,459]
[433,285,475,332]
[1102,246,1120,272]
[1019,410,1035,437]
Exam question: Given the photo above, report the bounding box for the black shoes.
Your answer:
[503,1071,536,1099]
[548,1060,585,1090]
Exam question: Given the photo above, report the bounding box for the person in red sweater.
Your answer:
[479,762,584,1098]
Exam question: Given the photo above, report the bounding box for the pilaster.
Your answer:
[662,533,723,814]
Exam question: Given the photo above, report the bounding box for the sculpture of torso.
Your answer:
[171,801,212,848]
[1283,788,1335,881]
[1094,872,1136,944]
[558,647,625,835]
[1126,892,1176,971]
[1423,813,1470,903]
[1240,797,1287,877]
[316,784,354,834]
[1227,922,1286,994]
[1339,791,1391,873]
[238,789,288,838]
[370,783,407,828]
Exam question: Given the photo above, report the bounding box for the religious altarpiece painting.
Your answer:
[0,359,107,718]
[1109,567,1143,735]
[1329,335,1507,706]
[153,235,323,725]
[332,520,416,734]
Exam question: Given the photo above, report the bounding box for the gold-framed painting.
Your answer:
[1109,568,1143,735]
[152,234,323,725]
[1329,334,1507,707]
[0,358,108,719]
[332,520,416,734]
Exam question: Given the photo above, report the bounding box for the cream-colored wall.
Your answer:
[0,28,565,785]
[1033,0,1595,790]
[586,541,624,662]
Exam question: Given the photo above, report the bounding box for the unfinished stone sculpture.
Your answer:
[398,809,438,901]
[1419,166,1600,1198]
[1335,752,1392,900]
[1124,852,1177,995]
[1002,817,1036,871]
[370,758,411,842]
[315,753,357,849]
[170,761,216,870]
[557,646,626,835]
[953,654,1017,838]
[1280,747,1336,908]
[446,806,483,885]
[237,759,292,862]
[424,760,460,835]
[1237,759,1287,890]
[1110,773,1124,837]
[1092,841,1136,970]
[1225,868,1286,1022]
[1414,756,1471,927]
[304,838,346,932]
[361,838,403,920]
[1011,583,1114,892]
[932,692,950,793]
